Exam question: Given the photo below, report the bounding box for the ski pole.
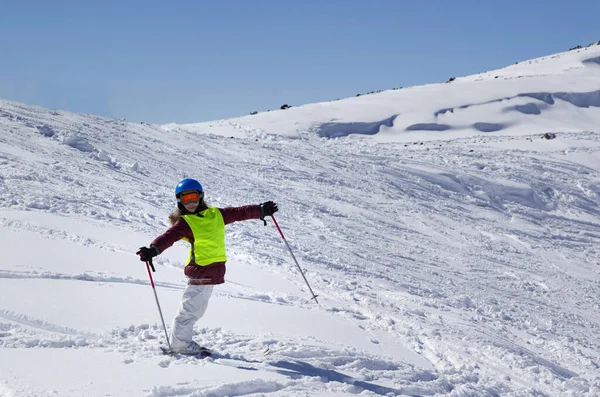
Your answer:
[145,260,172,352]
[270,215,319,304]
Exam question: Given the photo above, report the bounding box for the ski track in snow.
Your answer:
[0,321,443,396]
[2,72,600,397]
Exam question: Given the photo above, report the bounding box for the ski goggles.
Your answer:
[179,191,202,205]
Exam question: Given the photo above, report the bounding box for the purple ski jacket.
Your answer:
[151,204,262,285]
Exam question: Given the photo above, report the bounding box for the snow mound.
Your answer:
[583,55,600,65]
[63,134,95,152]
[313,115,397,138]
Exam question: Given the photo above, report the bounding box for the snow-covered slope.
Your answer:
[0,46,599,396]
[166,44,600,143]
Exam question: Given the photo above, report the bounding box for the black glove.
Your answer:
[259,201,278,226]
[260,201,278,217]
[136,245,159,262]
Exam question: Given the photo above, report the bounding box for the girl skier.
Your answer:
[137,178,278,354]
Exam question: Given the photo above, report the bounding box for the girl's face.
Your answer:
[183,200,199,212]
[179,190,201,212]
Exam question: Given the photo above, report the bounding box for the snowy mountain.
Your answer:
[166,43,600,142]
[1,45,599,396]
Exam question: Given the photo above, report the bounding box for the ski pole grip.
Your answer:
[148,258,155,272]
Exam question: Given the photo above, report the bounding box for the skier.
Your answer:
[136,178,278,355]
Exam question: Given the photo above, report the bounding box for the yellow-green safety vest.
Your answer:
[181,207,227,266]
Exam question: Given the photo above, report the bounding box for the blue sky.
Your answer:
[1,0,598,124]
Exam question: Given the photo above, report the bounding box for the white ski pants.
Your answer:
[169,284,214,350]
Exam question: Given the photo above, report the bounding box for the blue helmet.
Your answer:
[175,178,203,196]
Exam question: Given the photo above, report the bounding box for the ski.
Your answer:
[160,344,275,363]
[160,346,212,358]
